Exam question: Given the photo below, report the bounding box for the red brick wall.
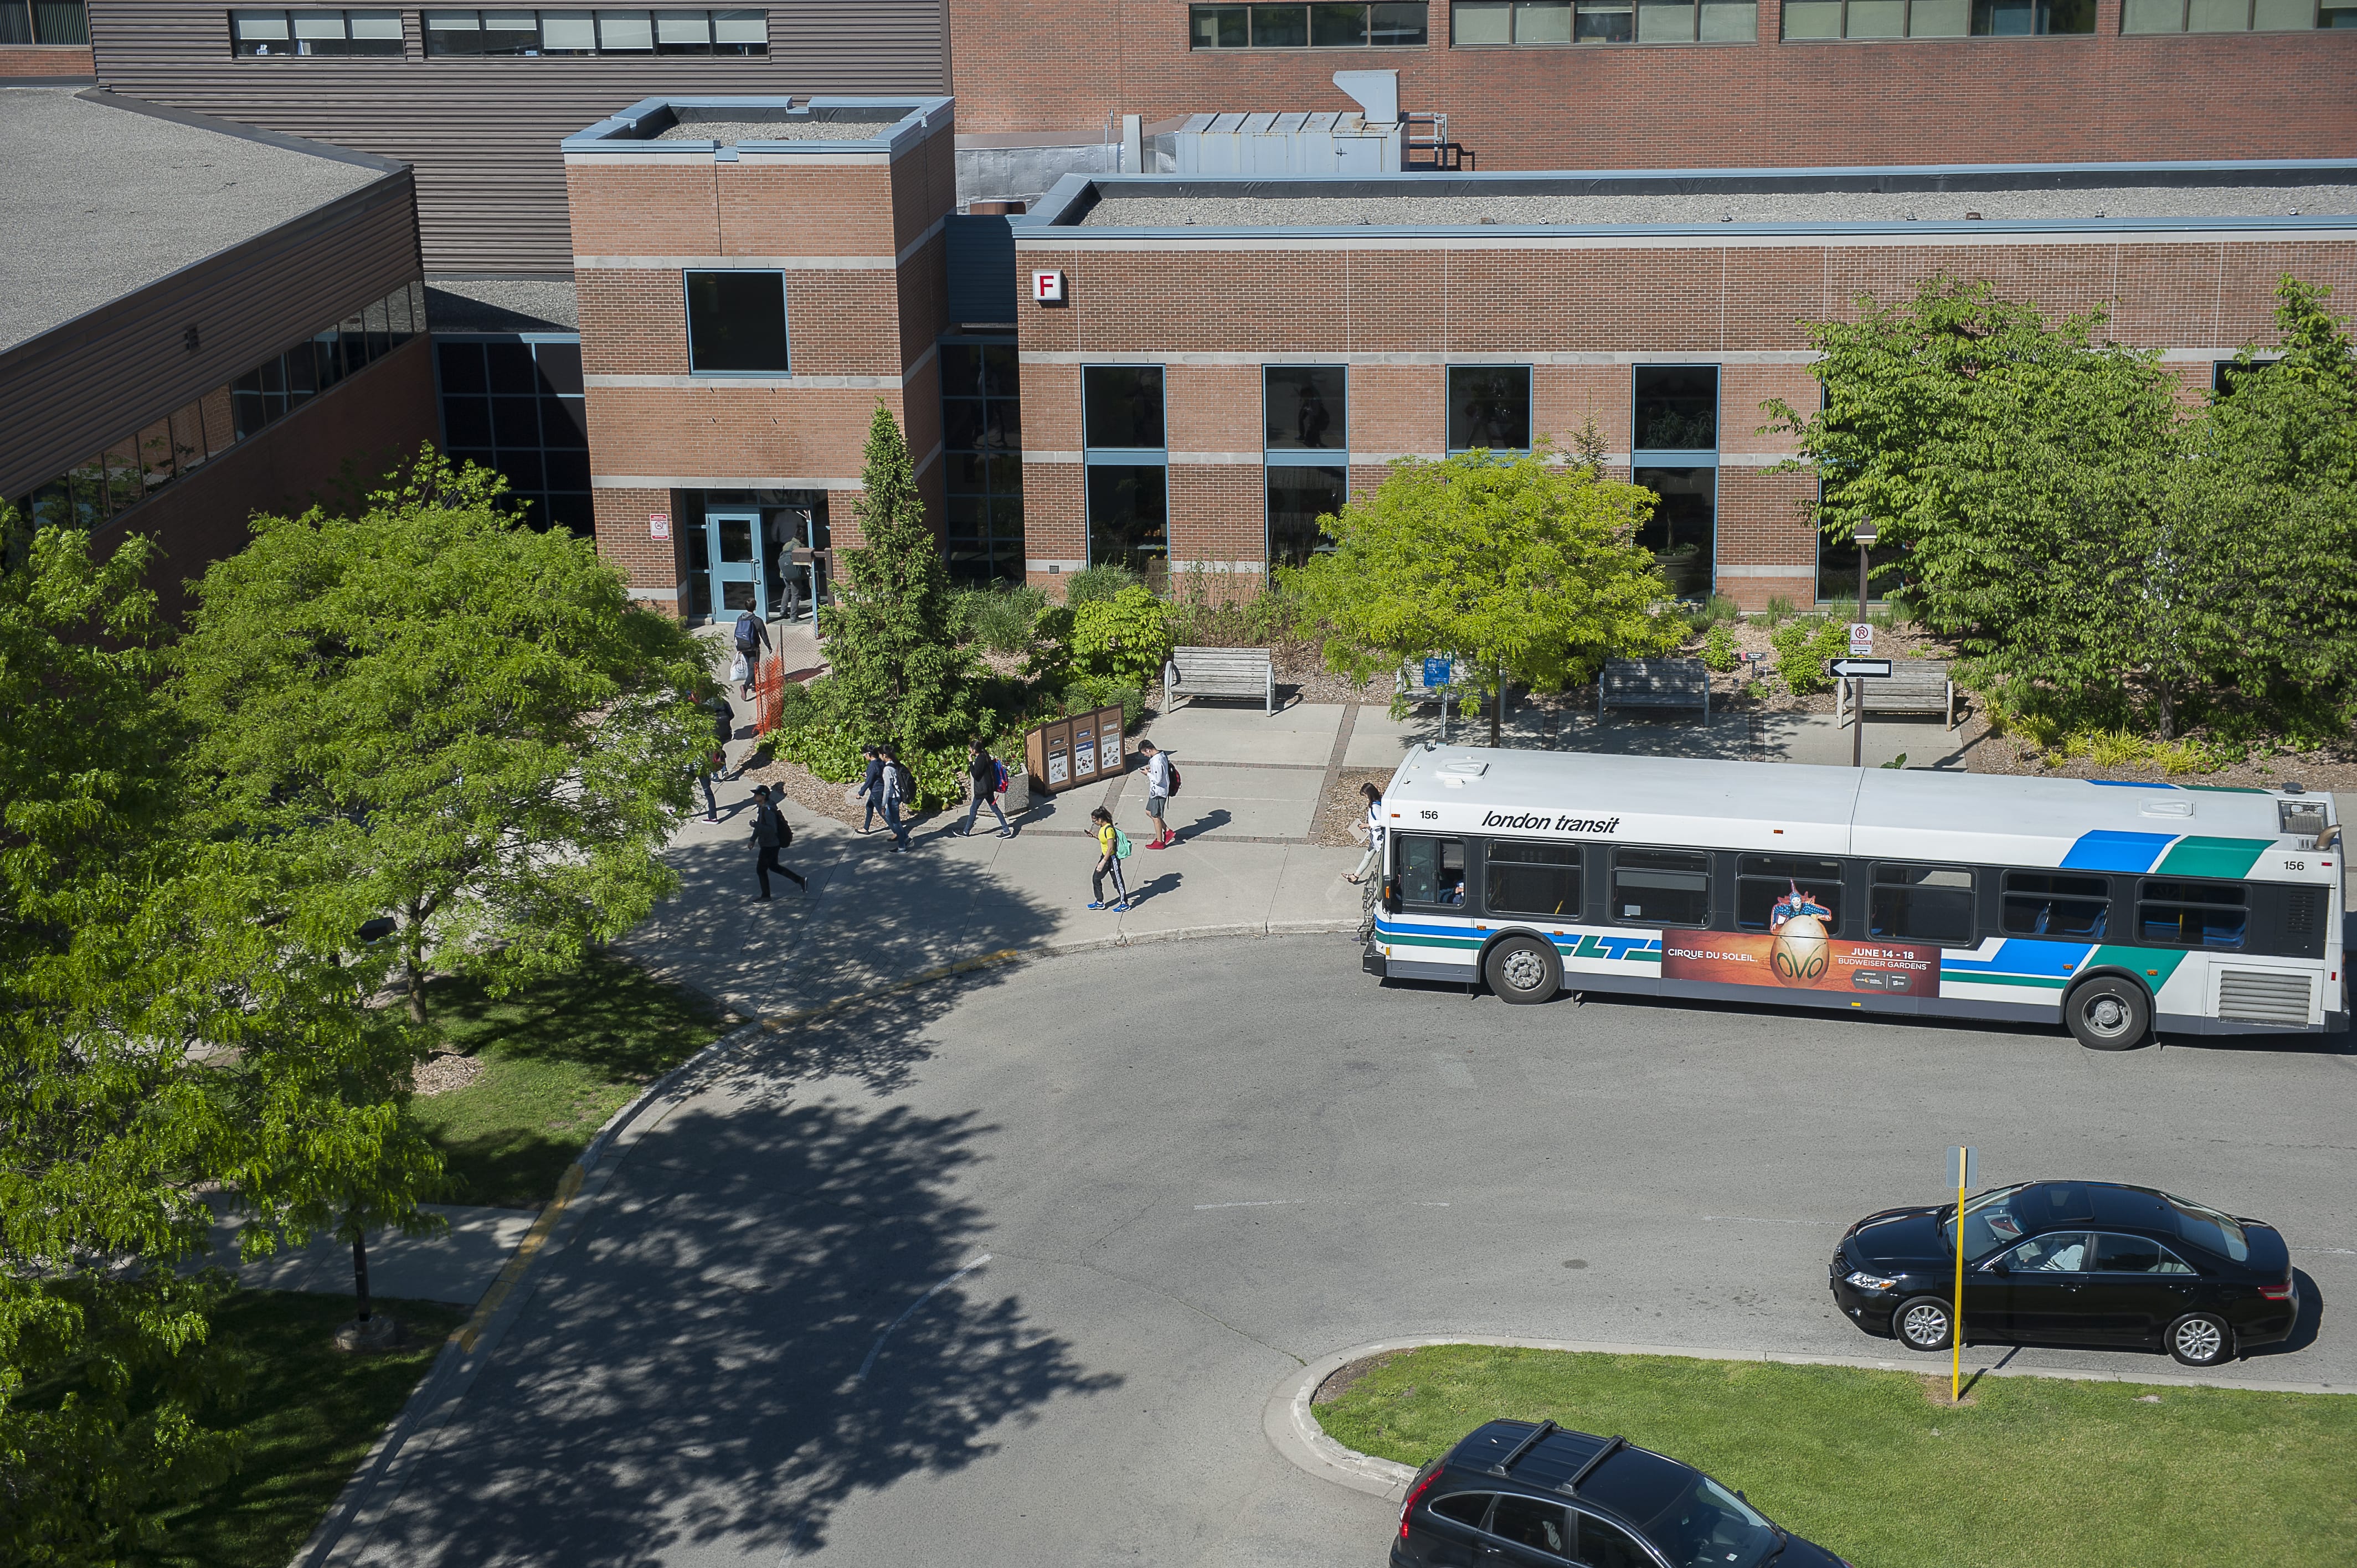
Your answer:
[1015,232,2357,606]
[569,122,959,611]
[112,336,438,622]
[0,44,92,76]
[946,0,2357,165]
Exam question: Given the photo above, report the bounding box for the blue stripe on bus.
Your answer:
[2058,831,2180,873]
[1943,940,2091,978]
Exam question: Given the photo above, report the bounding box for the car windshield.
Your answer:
[1581,1450,1780,1568]
[1942,1183,2032,1260]
[2163,1192,2251,1262]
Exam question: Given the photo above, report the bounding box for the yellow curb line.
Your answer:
[455,1161,584,1353]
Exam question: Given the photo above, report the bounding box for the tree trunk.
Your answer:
[1489,663,1504,748]
[405,957,429,1028]
[353,1231,372,1323]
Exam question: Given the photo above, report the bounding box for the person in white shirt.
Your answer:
[1345,783,1384,884]
[1138,739,1176,849]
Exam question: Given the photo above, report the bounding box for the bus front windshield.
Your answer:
[1942,1184,2033,1261]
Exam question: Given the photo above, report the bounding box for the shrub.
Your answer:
[1762,596,1797,627]
[1062,675,1147,731]
[1063,564,1144,608]
[1701,621,1739,674]
[1769,616,1850,695]
[1071,585,1174,685]
[949,582,1048,654]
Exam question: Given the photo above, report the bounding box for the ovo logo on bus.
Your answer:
[1481,812,1623,834]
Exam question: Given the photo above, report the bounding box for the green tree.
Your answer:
[1,518,440,1567]
[1071,585,1174,685]
[811,404,985,759]
[171,451,711,1031]
[1281,446,1679,744]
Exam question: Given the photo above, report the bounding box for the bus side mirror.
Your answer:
[1382,876,1403,914]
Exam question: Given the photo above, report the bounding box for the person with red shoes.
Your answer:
[1138,739,1179,848]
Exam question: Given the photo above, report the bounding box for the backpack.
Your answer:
[992,758,1010,795]
[1163,757,1181,798]
[1113,826,1134,859]
[892,761,915,800]
[733,614,761,653]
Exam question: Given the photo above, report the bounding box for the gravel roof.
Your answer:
[1076,180,2357,230]
[424,277,579,333]
[655,117,903,144]
[0,89,388,353]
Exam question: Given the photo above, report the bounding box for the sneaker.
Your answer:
[997,829,1014,839]
[1114,901,1133,912]
[1086,901,1108,910]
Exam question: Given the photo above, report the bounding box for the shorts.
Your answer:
[1146,793,1168,818]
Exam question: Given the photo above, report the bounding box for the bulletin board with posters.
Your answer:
[1023,706,1126,795]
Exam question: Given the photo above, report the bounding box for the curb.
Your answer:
[292,921,1360,1568]
[1265,1334,2357,1503]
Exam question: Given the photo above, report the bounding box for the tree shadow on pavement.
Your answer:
[356,1087,1115,1565]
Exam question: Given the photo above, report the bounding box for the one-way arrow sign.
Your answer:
[1827,657,1893,679]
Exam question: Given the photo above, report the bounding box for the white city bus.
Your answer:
[1363,746,2345,1047]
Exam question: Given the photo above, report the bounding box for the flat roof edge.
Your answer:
[564,94,954,158]
[1017,214,2357,243]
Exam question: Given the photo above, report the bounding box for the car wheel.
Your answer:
[1484,935,1561,1005]
[2167,1312,2234,1367]
[2065,975,2151,1051]
[1895,1296,1953,1352]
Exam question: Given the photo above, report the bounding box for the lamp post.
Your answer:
[1851,520,1877,769]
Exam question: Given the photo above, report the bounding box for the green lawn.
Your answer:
[1318,1344,2357,1568]
[138,1291,467,1568]
[411,956,733,1208]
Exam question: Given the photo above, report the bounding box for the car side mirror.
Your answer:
[1987,1258,2010,1276]
[1382,876,1403,914]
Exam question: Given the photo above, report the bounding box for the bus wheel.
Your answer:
[2065,975,2150,1051]
[1485,936,1561,1005]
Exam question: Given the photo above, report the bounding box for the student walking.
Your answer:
[749,785,807,898]
[731,607,769,699]
[854,744,886,832]
[960,738,1012,837]
[1344,781,1385,884]
[697,698,732,821]
[1087,806,1131,911]
[879,744,913,850]
[1138,739,1177,848]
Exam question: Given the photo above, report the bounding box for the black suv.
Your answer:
[1393,1419,1847,1568]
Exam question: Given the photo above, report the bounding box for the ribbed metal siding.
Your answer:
[2215,968,2316,1027]
[1,169,421,498]
[87,1,951,275]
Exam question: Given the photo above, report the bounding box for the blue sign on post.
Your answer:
[1423,657,1453,688]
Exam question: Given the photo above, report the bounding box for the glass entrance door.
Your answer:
[706,509,766,620]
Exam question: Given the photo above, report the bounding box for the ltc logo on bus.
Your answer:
[1482,812,1623,834]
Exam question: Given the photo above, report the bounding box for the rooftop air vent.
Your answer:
[2138,798,2194,818]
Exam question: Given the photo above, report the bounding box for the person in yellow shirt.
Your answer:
[1087,806,1131,911]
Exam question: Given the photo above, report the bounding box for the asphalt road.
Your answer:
[353,936,2357,1568]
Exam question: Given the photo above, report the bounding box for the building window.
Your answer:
[2212,358,2282,395]
[942,339,1024,585]
[1,0,89,44]
[231,8,403,53]
[14,281,424,536]
[2125,0,2345,28]
[436,337,591,535]
[1447,365,1530,455]
[684,271,788,374]
[1629,365,1717,602]
[1265,365,1347,568]
[420,8,766,55]
[1632,364,1716,453]
[1783,0,2092,34]
[1453,0,1756,40]
[1190,2,1430,45]
[1083,365,1168,577]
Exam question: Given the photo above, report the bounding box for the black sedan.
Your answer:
[1828,1179,2297,1367]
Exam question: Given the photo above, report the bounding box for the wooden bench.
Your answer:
[1598,658,1710,720]
[1837,659,1957,729]
[1164,646,1275,714]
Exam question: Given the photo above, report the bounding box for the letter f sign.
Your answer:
[1032,269,1066,305]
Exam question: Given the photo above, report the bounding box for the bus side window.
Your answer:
[1398,835,1467,907]
[1487,840,1579,918]
[1610,847,1709,926]
[1870,863,1976,945]
[2000,871,2108,940]
[2136,878,2247,950]
[1735,854,1844,933]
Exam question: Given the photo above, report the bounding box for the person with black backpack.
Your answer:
[879,742,913,851]
[730,606,769,700]
[748,785,806,898]
[1138,739,1180,848]
[960,737,1012,838]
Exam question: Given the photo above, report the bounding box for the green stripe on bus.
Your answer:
[2182,785,2271,795]
[2154,837,2271,879]
[2087,946,2189,989]
[1948,973,2069,990]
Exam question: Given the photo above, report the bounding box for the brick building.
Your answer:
[1008,163,2357,608]
[564,95,955,618]
[1,86,436,617]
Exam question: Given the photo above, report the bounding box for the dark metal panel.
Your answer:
[944,213,1015,326]
[1,169,424,497]
[86,0,952,273]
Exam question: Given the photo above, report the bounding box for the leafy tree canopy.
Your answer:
[1280,446,1679,741]
[171,451,711,1029]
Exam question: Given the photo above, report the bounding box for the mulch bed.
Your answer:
[1313,765,1399,849]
